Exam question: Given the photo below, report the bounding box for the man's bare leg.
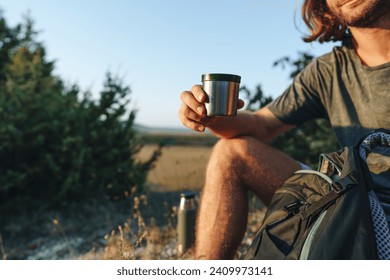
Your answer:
[195,136,300,259]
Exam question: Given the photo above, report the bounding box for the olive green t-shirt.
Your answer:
[268,46,390,222]
[267,45,390,147]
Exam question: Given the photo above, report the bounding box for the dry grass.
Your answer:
[79,142,266,260]
[89,143,266,260]
[82,194,265,260]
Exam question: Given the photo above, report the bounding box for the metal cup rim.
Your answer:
[201,73,241,83]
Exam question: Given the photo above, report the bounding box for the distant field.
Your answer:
[137,133,217,192]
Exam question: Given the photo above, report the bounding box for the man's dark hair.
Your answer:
[302,0,348,43]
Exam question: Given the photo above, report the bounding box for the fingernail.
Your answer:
[197,126,205,132]
[197,94,204,102]
[197,106,204,115]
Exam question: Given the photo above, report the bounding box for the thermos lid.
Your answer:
[181,191,195,199]
[202,73,241,83]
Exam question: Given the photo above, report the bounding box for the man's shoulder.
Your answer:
[304,45,351,78]
[316,46,350,65]
[316,45,351,67]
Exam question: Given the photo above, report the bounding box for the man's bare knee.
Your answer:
[207,136,273,173]
[206,137,256,180]
[205,136,299,204]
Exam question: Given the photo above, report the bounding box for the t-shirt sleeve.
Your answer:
[267,59,328,126]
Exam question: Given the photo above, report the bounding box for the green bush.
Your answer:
[0,13,157,213]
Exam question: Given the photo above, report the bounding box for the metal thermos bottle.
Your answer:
[177,192,197,254]
[202,73,241,116]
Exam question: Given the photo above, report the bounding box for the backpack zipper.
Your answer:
[265,200,306,229]
[283,200,305,213]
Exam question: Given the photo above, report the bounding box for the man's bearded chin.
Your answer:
[330,0,390,28]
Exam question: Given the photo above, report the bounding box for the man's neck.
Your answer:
[350,18,390,67]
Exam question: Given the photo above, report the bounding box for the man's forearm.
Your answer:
[207,108,294,142]
[206,111,257,139]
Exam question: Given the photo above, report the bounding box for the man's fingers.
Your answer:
[178,107,205,132]
[179,103,206,123]
[237,99,245,110]
[180,90,206,116]
[191,85,207,103]
[178,84,215,132]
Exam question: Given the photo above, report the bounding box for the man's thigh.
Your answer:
[227,136,301,205]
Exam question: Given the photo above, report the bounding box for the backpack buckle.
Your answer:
[331,182,343,193]
[332,174,358,193]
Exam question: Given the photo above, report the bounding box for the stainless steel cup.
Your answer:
[201,73,241,116]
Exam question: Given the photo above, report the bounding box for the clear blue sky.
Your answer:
[1,0,336,128]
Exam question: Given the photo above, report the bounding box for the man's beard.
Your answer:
[329,0,390,28]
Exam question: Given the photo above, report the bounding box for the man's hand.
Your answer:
[178,85,245,133]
